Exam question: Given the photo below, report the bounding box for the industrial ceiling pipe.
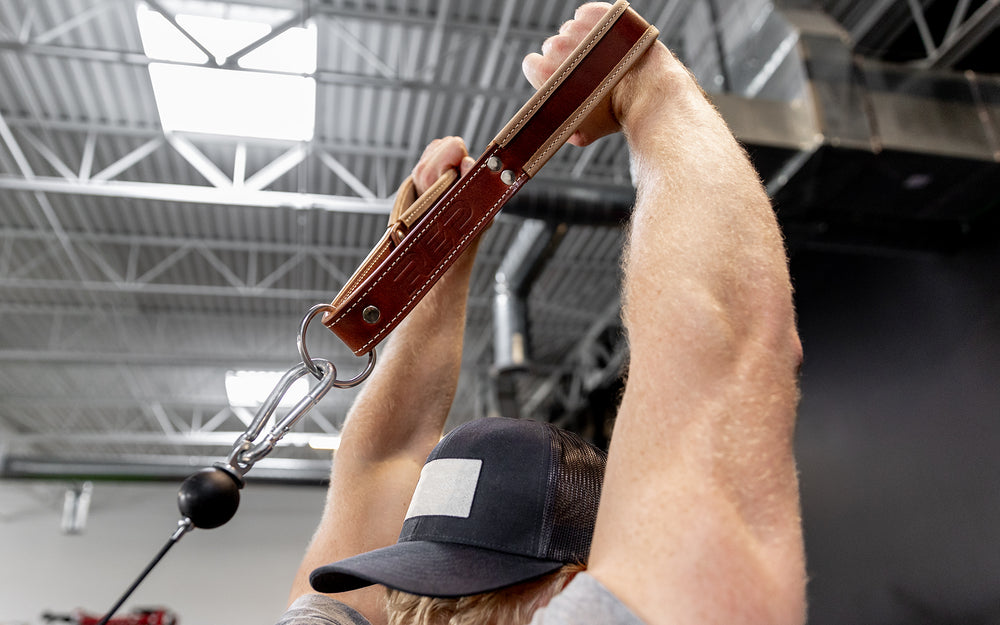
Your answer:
[491,219,567,417]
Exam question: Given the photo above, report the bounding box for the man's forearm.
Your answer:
[286,244,477,621]
[618,45,798,346]
[287,139,480,622]
[336,240,478,465]
[588,40,806,625]
[617,44,802,475]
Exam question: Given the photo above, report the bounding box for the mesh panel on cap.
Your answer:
[540,423,607,563]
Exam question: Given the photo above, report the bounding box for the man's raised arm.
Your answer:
[526,4,806,624]
[287,138,477,625]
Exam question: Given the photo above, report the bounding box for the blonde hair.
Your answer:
[385,563,585,625]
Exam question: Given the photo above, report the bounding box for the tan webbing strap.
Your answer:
[323,0,658,355]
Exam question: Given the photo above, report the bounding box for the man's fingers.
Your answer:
[522,2,615,90]
[460,156,475,177]
[522,2,629,147]
[541,32,578,61]
[575,2,614,21]
[522,52,560,90]
[416,137,448,165]
[412,136,470,195]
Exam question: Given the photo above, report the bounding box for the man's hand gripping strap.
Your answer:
[323,0,658,355]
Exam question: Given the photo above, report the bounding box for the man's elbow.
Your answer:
[787,323,804,382]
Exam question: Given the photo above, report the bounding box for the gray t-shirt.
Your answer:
[527,573,645,624]
[277,573,644,625]
[277,593,369,625]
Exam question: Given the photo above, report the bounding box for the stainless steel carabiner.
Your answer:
[224,358,338,476]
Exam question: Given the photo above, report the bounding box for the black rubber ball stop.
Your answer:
[177,467,242,529]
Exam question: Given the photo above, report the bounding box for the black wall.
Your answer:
[792,246,1000,624]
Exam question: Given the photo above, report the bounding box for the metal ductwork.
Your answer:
[492,220,567,373]
[713,5,999,251]
[490,219,567,418]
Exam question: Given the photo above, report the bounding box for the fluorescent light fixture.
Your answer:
[308,435,342,451]
[136,1,317,141]
[225,370,310,409]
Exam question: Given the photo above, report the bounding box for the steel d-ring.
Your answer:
[297,303,377,386]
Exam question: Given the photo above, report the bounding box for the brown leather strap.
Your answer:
[323,0,658,355]
[327,170,457,316]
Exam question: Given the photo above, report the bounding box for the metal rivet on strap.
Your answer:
[486,156,502,172]
[500,170,516,186]
[362,305,381,324]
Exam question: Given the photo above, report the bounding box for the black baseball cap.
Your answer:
[309,417,606,598]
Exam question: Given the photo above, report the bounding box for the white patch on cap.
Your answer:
[404,458,482,520]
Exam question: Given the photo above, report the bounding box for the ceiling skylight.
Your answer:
[225,369,309,409]
[136,1,317,141]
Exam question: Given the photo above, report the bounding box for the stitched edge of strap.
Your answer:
[525,23,659,176]
[354,172,524,354]
[326,162,493,331]
[390,177,417,224]
[331,170,458,311]
[330,229,394,310]
[326,152,524,353]
[399,170,458,228]
[492,0,629,148]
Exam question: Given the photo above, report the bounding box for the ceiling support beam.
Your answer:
[166,134,233,188]
[309,2,553,41]
[19,128,76,179]
[92,137,165,181]
[415,0,451,81]
[243,143,308,191]
[328,18,397,79]
[8,430,328,447]
[0,345,488,371]
[521,296,626,421]
[0,276,337,301]
[79,131,97,179]
[0,226,376,256]
[318,151,377,200]
[0,110,36,178]
[0,273,494,305]
[905,0,938,57]
[0,40,535,101]
[846,0,901,47]
[145,0,216,65]
[1,454,333,484]
[32,1,113,45]
[0,112,91,284]
[945,0,974,41]
[0,174,392,213]
[224,9,312,68]
[0,112,417,157]
[462,0,518,142]
[924,0,1000,68]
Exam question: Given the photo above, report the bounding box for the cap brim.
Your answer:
[309,540,565,598]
